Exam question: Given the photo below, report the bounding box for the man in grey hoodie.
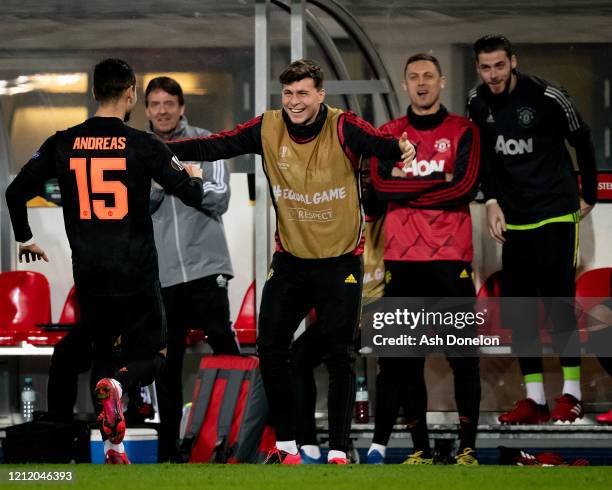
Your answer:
[146,76,240,462]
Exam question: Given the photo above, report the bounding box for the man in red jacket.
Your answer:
[369,53,481,465]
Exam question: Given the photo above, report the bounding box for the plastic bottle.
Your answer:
[21,376,36,422]
[354,376,369,423]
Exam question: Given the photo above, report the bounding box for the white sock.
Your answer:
[328,450,346,461]
[104,440,125,453]
[562,380,582,400]
[300,445,321,459]
[275,440,298,455]
[110,378,123,398]
[368,443,386,457]
[525,382,546,405]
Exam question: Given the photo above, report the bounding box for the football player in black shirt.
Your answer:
[5,58,205,464]
[468,35,597,425]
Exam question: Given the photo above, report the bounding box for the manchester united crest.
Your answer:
[434,138,451,153]
[517,106,536,128]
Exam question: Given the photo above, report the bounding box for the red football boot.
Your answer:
[596,409,612,424]
[262,448,302,464]
[551,394,584,423]
[105,449,131,464]
[498,398,550,424]
[95,378,126,444]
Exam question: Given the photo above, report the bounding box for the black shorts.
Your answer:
[76,281,167,364]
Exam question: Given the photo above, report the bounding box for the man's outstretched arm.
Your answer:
[168,116,264,162]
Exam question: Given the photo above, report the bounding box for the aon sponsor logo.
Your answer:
[405,159,445,176]
[495,135,533,155]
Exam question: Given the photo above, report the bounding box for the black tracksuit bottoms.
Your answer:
[257,252,363,453]
[373,260,481,454]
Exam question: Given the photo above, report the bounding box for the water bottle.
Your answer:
[21,377,37,422]
[354,376,369,423]
[179,402,193,440]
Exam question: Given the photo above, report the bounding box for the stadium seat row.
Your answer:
[0,272,258,347]
[2,269,610,348]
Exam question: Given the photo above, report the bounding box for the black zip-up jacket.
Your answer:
[467,73,597,225]
[5,117,204,296]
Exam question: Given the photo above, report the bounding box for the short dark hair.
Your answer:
[473,34,514,59]
[404,53,442,77]
[279,59,324,90]
[145,76,185,107]
[93,58,136,103]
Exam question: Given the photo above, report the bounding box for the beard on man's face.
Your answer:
[123,111,131,123]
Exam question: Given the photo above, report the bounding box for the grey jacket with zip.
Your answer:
[150,116,233,288]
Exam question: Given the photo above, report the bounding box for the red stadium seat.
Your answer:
[576,267,612,298]
[59,285,80,324]
[476,270,553,344]
[0,271,52,346]
[233,281,256,345]
[477,269,594,346]
[477,270,505,299]
[24,285,81,346]
[24,285,80,346]
[575,267,612,340]
[476,270,512,344]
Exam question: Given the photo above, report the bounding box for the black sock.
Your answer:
[409,420,431,457]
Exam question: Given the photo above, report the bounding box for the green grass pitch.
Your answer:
[2,465,612,490]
